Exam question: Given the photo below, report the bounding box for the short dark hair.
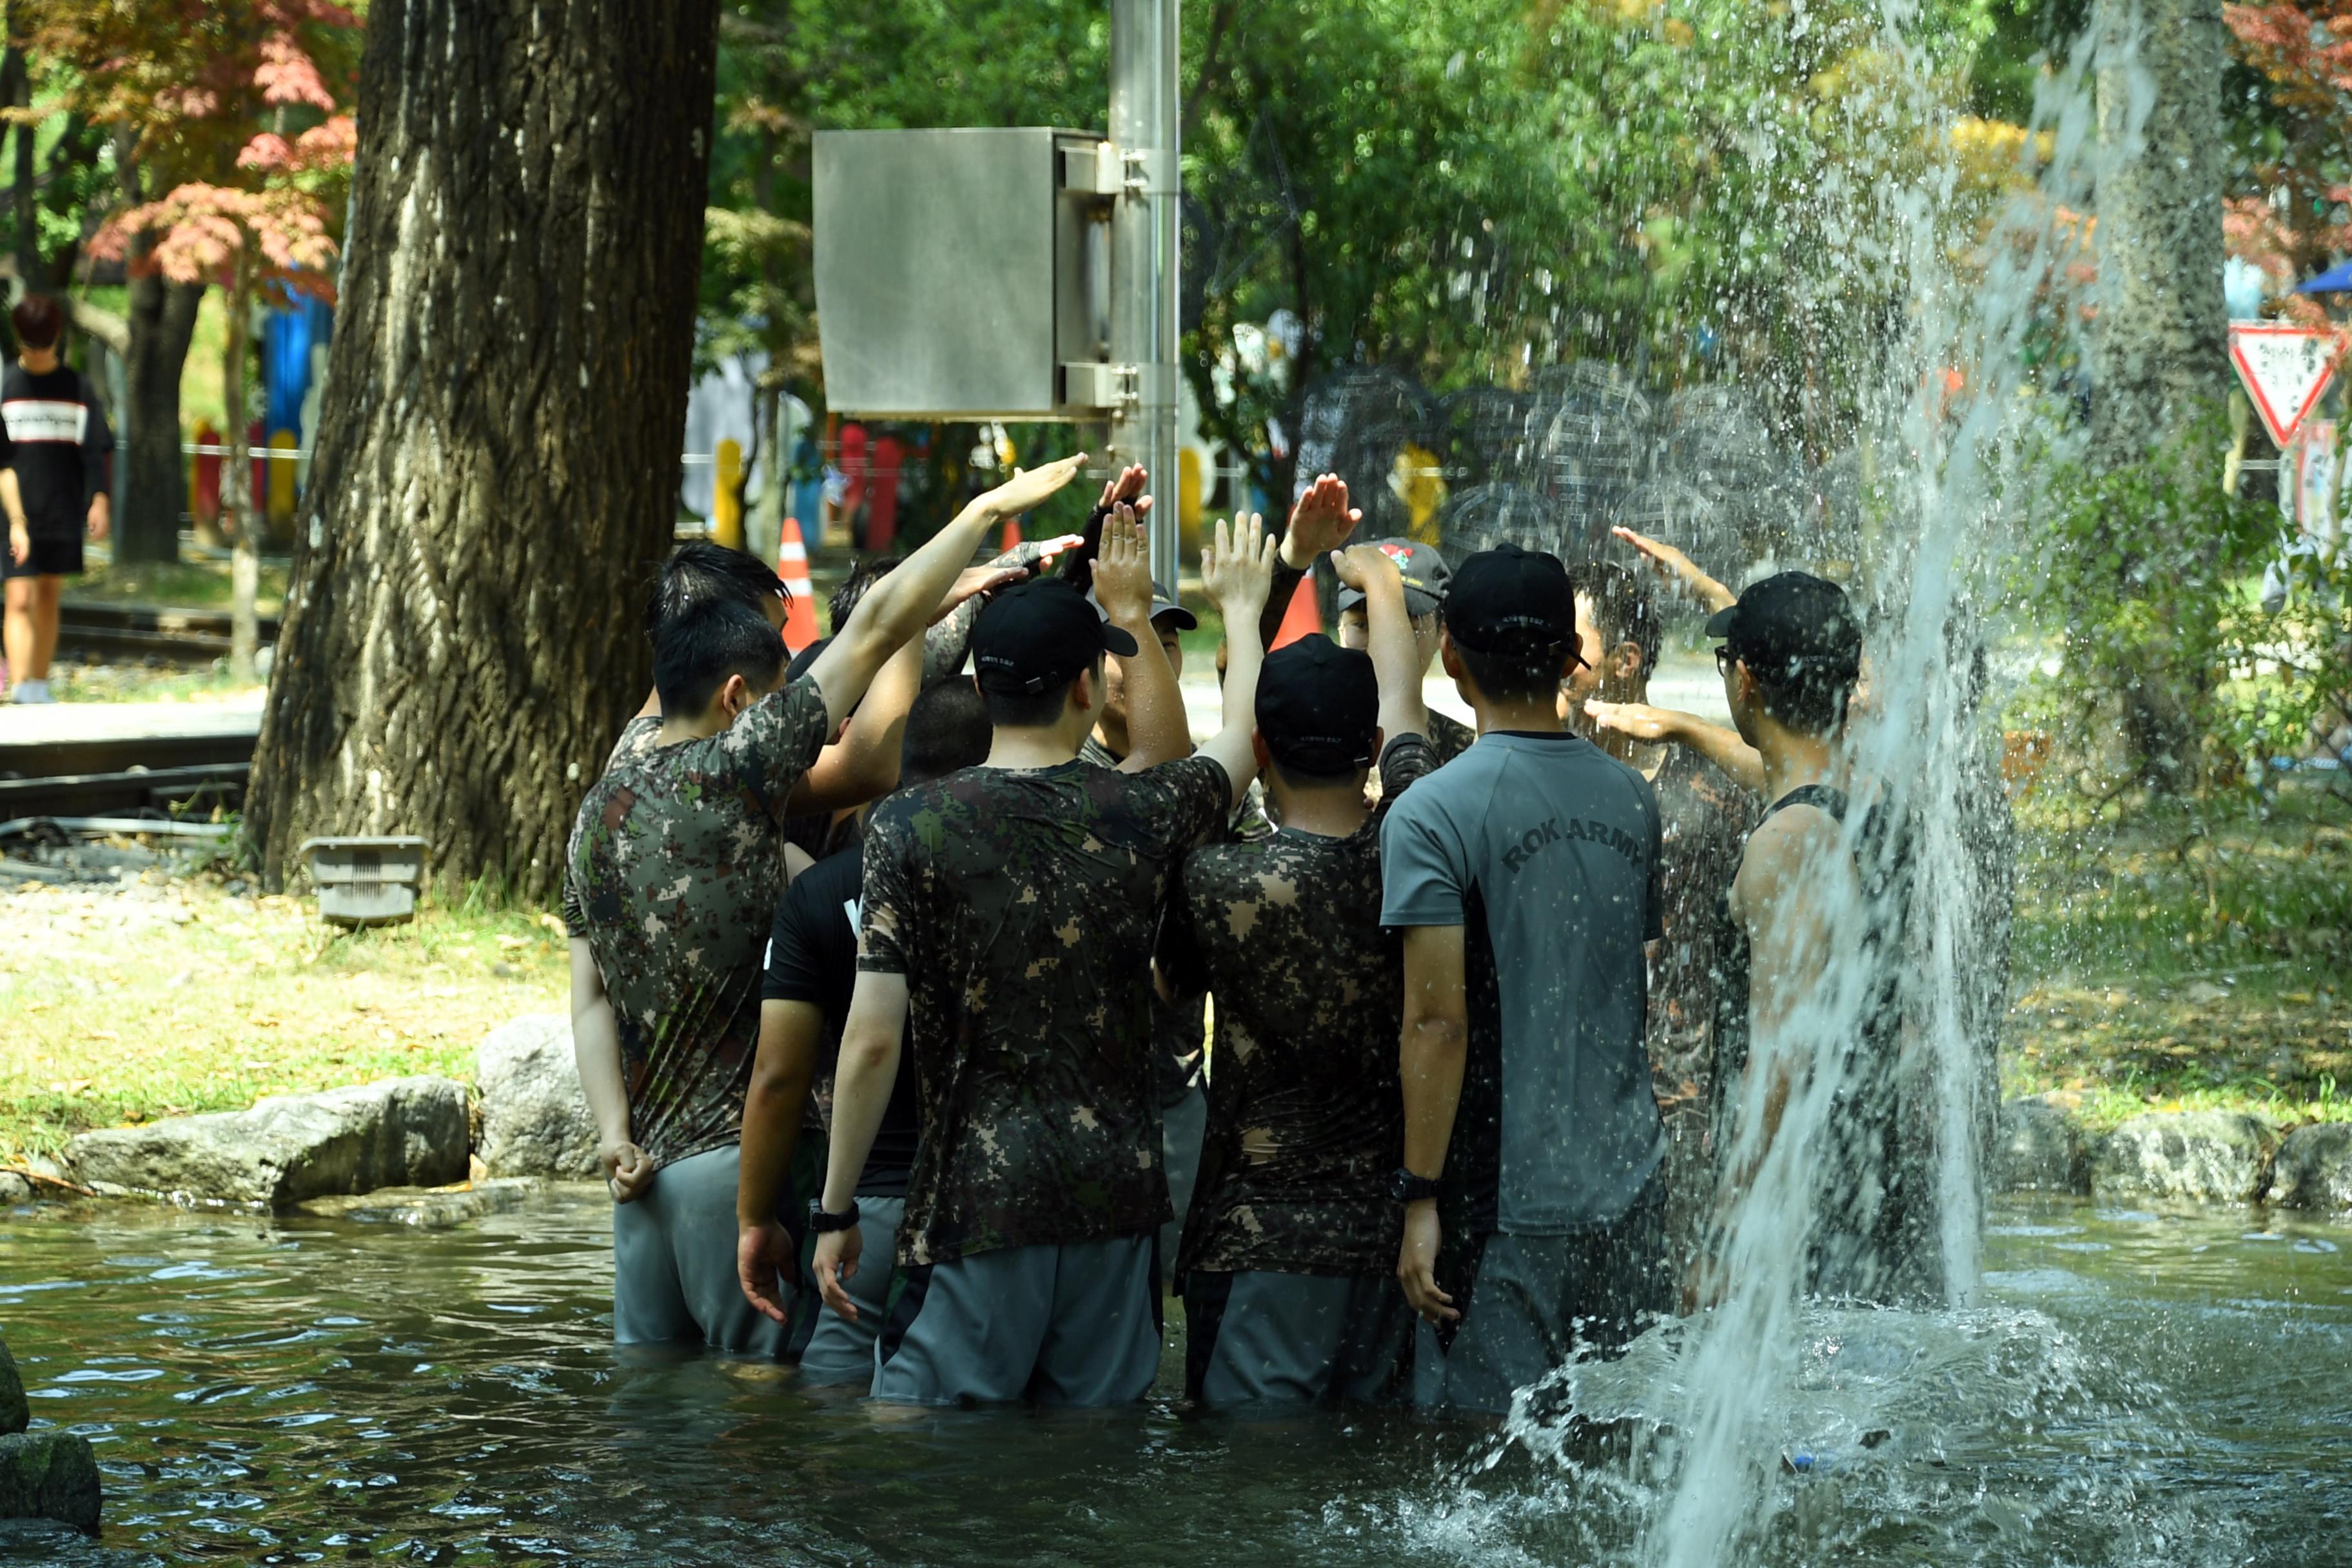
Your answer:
[645,542,786,641]
[983,654,1102,729]
[653,598,786,717]
[10,295,63,351]
[901,678,993,787]
[830,557,897,633]
[1745,658,1856,735]
[1580,560,1660,674]
[1455,639,1574,705]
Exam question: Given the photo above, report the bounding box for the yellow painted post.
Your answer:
[267,429,299,523]
[713,438,745,550]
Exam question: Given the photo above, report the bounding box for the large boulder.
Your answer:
[2266,1122,2352,1211]
[1995,1097,2088,1193]
[2090,1110,2278,1204]
[0,1431,100,1533]
[64,1077,468,1208]
[475,1014,598,1179]
[0,1339,24,1436]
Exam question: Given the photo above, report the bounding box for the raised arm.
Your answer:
[787,632,922,813]
[1612,525,1736,612]
[1195,512,1279,809]
[1092,505,1191,772]
[1331,543,1426,744]
[805,454,1087,730]
[1262,472,1362,649]
[1583,700,1765,794]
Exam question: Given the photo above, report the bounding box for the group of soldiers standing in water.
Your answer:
[563,451,1982,1413]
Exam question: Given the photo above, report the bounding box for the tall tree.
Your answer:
[246,0,723,901]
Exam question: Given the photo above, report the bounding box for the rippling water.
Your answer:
[0,1191,2344,1565]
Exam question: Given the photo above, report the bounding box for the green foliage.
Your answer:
[2010,409,2352,799]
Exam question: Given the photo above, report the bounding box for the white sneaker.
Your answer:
[10,678,52,703]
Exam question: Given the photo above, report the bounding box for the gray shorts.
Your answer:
[1419,1197,1670,1415]
[798,1195,905,1387]
[1183,1269,1411,1408]
[611,1142,792,1357]
[873,1234,1161,1406]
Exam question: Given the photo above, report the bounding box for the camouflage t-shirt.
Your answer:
[1160,736,1440,1278]
[1428,709,1476,765]
[858,754,1233,1266]
[563,678,832,1168]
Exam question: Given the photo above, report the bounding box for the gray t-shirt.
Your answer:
[1379,730,1665,1233]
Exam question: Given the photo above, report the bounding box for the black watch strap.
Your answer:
[1389,1167,1440,1205]
[807,1198,861,1233]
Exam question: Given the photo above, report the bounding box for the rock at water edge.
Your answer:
[0,1339,24,1436]
[2266,1122,2352,1210]
[2090,1110,2277,1204]
[64,1076,469,1208]
[475,1014,598,1179]
[298,1178,547,1229]
[0,1173,28,1206]
[0,1431,100,1533]
[1995,1097,2087,1193]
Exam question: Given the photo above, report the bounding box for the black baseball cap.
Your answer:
[1442,542,1576,653]
[1705,571,1862,677]
[1256,638,1379,774]
[1335,539,1451,619]
[971,578,1140,695]
[1085,580,1199,632]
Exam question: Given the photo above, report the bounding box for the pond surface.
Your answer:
[1,1191,2346,1566]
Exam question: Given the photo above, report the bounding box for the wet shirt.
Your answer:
[563,679,832,1169]
[1427,710,1476,766]
[1381,731,1665,1235]
[858,754,1232,1266]
[0,364,112,536]
[1161,736,1441,1278]
[763,844,919,1197]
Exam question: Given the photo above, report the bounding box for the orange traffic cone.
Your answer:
[779,516,821,651]
[1270,573,1323,649]
[1000,513,1023,556]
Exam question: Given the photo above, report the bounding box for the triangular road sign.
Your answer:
[2229,323,2340,447]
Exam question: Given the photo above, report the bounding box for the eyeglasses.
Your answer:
[1714,645,1738,676]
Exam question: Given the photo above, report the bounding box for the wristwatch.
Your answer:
[1388,1167,1441,1205]
[807,1199,861,1233]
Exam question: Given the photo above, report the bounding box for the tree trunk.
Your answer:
[2091,0,2227,790]
[2090,0,2226,454]
[246,0,722,901]
[3,46,32,289]
[117,259,203,565]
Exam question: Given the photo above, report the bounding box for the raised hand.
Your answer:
[980,452,1089,519]
[1611,525,1734,612]
[1092,503,1157,629]
[934,562,1031,625]
[1201,511,1279,623]
[1284,472,1362,564]
[1582,698,1687,743]
[1093,462,1155,522]
[1329,541,1402,596]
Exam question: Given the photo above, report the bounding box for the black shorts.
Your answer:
[4,533,83,580]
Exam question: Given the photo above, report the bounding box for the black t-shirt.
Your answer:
[0,364,112,536]
[761,844,920,1197]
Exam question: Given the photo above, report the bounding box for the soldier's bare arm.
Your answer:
[569,939,651,1202]
[1095,505,1190,772]
[736,999,823,1323]
[812,970,911,1320]
[1396,923,1467,1325]
[1332,543,1426,745]
[1195,512,1278,809]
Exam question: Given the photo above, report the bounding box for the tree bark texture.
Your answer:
[247,0,722,900]
[2090,0,2227,458]
[117,263,202,564]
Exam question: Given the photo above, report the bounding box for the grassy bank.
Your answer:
[2004,779,2352,1132]
[68,558,289,616]
[0,876,565,1166]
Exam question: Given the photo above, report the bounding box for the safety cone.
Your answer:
[1270,572,1323,649]
[1000,513,1023,556]
[779,516,821,652]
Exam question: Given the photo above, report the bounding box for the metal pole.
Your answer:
[1109,0,1181,590]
